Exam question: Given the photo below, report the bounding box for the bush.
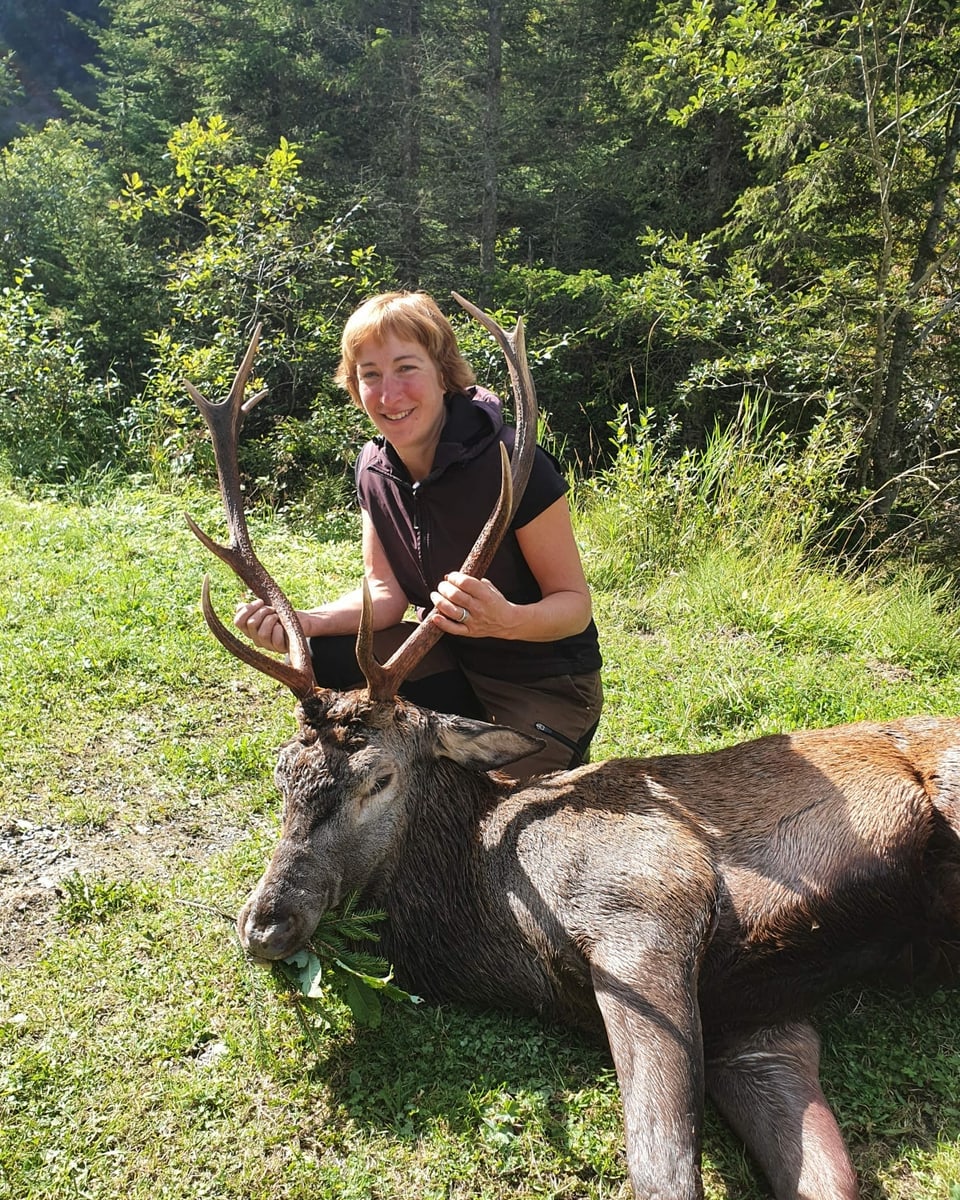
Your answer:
[115,117,391,493]
[0,268,123,490]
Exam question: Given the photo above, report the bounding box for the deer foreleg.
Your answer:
[590,942,707,1200]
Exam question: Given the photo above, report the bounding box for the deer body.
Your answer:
[239,698,960,1200]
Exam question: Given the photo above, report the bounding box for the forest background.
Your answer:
[0,0,958,553]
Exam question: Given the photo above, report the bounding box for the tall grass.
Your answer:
[580,395,857,589]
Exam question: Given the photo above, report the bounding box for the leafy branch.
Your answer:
[272,892,421,1034]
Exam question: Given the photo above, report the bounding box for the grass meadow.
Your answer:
[2,415,960,1199]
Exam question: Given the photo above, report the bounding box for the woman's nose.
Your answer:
[379,374,404,405]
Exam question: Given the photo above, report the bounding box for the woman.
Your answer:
[234,291,602,780]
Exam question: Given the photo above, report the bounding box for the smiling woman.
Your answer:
[233,291,603,781]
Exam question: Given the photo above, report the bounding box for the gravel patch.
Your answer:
[0,814,246,966]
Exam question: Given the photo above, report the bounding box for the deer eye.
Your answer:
[369,772,394,796]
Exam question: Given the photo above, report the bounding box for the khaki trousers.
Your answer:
[462,666,603,782]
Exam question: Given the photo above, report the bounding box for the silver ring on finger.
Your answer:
[458,606,470,624]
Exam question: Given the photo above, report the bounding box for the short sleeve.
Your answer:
[512,444,568,529]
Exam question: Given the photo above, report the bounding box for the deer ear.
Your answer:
[435,715,545,771]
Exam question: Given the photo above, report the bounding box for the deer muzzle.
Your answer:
[236,857,336,961]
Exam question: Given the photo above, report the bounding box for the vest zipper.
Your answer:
[411,480,429,582]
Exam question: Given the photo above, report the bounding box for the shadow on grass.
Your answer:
[293,984,960,1200]
[311,1003,630,1192]
[818,986,960,1200]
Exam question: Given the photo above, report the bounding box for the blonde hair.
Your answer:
[335,291,476,406]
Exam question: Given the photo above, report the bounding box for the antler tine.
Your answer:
[359,295,538,701]
[197,574,321,695]
[450,291,537,515]
[184,325,317,699]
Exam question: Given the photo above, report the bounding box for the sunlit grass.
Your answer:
[1,455,959,1199]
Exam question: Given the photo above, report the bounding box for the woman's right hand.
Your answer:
[234,597,290,653]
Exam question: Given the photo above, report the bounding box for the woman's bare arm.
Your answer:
[429,496,592,641]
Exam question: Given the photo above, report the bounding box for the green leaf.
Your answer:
[342,976,383,1029]
[278,950,325,999]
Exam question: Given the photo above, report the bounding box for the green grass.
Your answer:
[1,475,959,1200]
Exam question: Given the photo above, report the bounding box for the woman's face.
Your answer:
[355,333,447,477]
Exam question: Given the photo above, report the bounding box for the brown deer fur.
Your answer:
[238,696,960,1200]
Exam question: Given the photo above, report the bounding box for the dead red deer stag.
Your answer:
[185,301,960,1200]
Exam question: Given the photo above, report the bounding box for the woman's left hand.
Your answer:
[429,570,515,638]
[428,498,593,644]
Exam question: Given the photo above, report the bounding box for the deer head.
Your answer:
[184,296,543,959]
[237,689,540,959]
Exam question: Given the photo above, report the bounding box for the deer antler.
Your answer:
[184,325,318,699]
[357,293,539,700]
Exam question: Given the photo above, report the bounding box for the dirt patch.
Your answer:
[0,814,247,967]
[866,658,916,684]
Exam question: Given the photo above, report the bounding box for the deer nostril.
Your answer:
[238,908,301,961]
